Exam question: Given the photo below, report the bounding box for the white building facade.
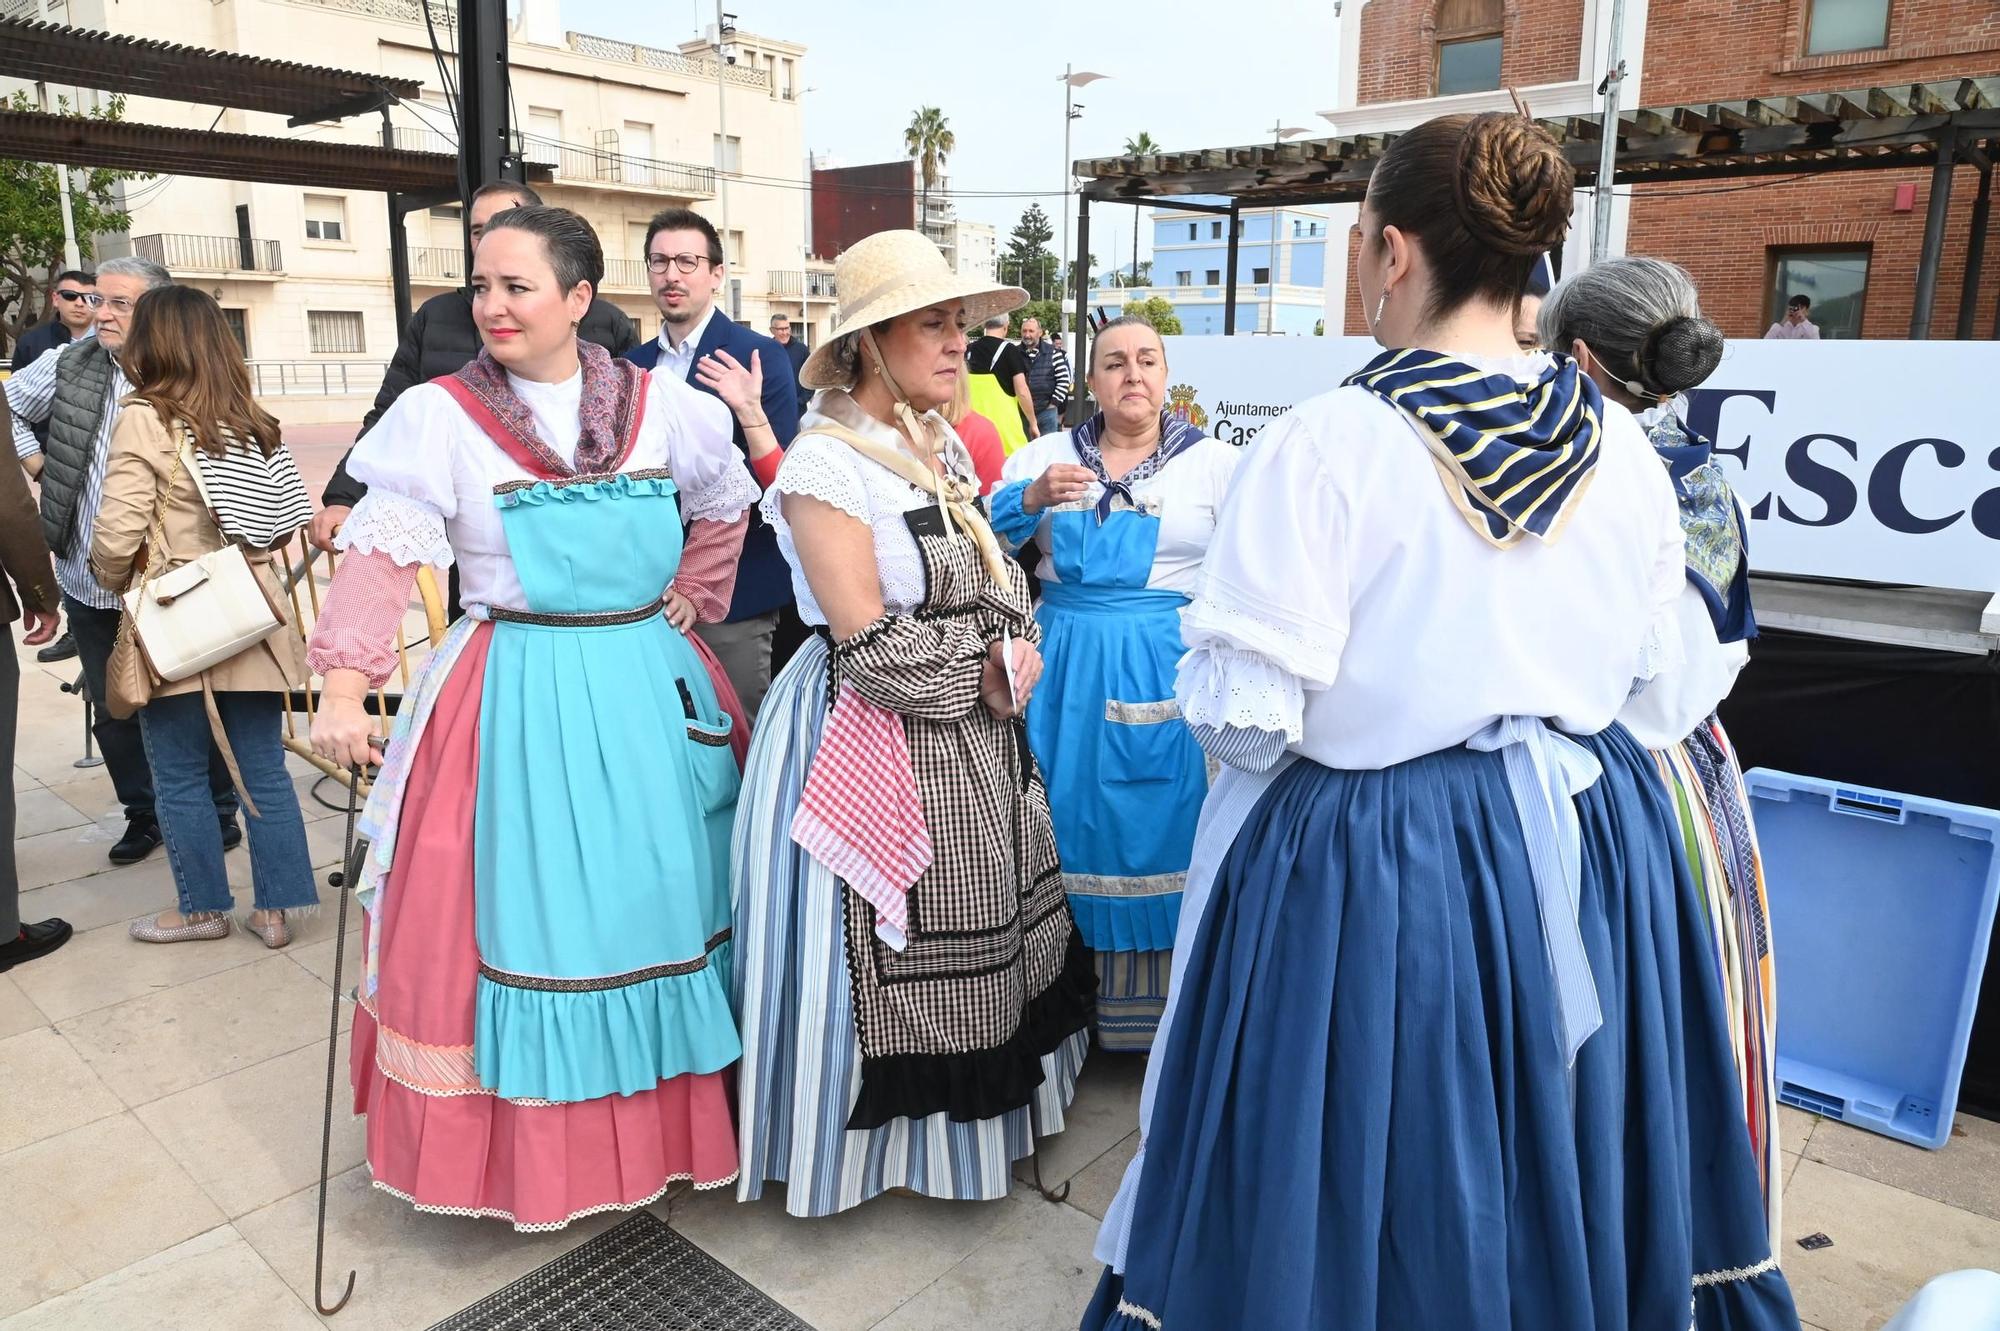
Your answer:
[6,0,827,420]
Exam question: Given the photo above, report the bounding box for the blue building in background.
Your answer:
[1100,195,1334,335]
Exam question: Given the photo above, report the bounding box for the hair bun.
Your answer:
[1452,113,1574,257]
[1639,314,1726,395]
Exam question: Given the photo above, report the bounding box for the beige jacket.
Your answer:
[89,402,307,697]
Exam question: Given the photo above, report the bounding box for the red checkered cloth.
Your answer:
[305,546,420,688]
[790,683,932,950]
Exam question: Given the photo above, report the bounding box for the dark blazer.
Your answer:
[10,320,75,449]
[321,290,638,507]
[779,337,810,416]
[625,309,800,623]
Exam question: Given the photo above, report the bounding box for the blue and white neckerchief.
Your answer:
[1345,347,1604,548]
[1636,402,1757,644]
[1070,410,1206,523]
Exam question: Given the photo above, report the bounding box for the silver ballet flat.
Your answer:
[239,912,291,951]
[129,913,231,944]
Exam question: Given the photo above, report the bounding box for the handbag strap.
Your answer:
[135,441,189,592]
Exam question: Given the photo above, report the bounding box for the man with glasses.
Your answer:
[625,207,799,719]
[311,181,638,558]
[6,256,242,867]
[768,312,811,416]
[11,270,95,662]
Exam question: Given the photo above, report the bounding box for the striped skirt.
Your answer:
[1653,716,1781,1247]
[731,639,1089,1218]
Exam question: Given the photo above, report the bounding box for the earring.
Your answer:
[1373,288,1390,327]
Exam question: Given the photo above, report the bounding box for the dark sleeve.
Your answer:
[0,442,57,615]
[595,301,638,356]
[9,327,42,374]
[760,336,801,447]
[998,344,1030,385]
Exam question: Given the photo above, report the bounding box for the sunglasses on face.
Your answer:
[646,252,717,275]
[55,290,100,305]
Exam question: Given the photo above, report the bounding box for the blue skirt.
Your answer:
[1085,726,1798,1330]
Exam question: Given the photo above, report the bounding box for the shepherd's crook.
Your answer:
[313,763,364,1316]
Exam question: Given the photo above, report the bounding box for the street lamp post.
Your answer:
[713,6,738,286]
[1059,66,1108,330]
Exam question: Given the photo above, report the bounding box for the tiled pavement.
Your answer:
[5,611,1998,1327]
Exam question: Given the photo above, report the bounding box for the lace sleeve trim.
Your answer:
[1181,591,1345,688]
[335,489,453,569]
[681,457,763,525]
[1175,645,1303,743]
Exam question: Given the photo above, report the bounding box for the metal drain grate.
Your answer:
[427,1211,816,1331]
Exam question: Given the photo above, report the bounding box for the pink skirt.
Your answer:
[350,621,739,1230]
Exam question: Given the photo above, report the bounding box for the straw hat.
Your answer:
[799,230,1028,389]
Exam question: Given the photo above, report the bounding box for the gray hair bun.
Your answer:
[1638,314,1725,397]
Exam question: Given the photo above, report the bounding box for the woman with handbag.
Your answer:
[91,286,319,949]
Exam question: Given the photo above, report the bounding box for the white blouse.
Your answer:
[763,390,980,625]
[1177,365,1688,773]
[1617,583,1751,749]
[336,368,755,610]
[996,430,1240,595]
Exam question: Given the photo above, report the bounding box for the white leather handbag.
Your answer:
[124,443,286,684]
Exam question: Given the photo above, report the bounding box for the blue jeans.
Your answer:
[138,691,318,916]
[1036,405,1062,438]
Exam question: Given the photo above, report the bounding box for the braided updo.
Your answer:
[1367,112,1574,320]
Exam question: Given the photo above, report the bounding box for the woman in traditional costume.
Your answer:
[732,230,1096,1218]
[1543,256,1780,1245]
[988,316,1237,1051]
[1083,115,1799,1330]
[308,206,759,1229]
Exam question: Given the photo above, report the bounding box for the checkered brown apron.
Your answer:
[827,501,1091,1129]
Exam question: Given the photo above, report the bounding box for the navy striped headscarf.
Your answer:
[1345,347,1604,547]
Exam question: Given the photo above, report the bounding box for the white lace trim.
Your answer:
[1181,592,1344,687]
[1635,600,1684,684]
[764,433,937,622]
[681,455,762,524]
[336,489,453,569]
[1177,646,1303,743]
[1692,1254,1780,1288]
[368,1165,739,1233]
[1115,1298,1162,1329]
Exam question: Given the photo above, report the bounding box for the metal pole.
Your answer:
[1910,126,1958,339]
[1223,204,1241,335]
[1061,63,1073,325]
[382,109,414,330]
[714,1,732,265]
[1591,0,1629,263]
[40,1,80,271]
[1956,151,1991,340]
[1073,194,1091,421]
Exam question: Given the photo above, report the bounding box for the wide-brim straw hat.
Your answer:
[799,230,1028,389]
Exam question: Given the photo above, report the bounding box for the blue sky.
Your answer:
[556,0,1342,265]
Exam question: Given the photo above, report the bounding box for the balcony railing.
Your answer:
[515,134,717,197]
[407,246,464,281]
[770,269,837,300]
[247,360,387,398]
[101,233,282,274]
[568,31,771,89]
[601,258,649,290]
[390,125,458,156]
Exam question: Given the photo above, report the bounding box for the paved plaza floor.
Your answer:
[1,424,1994,1329]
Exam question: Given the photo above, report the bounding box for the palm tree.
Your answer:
[1123,132,1160,284]
[905,107,956,241]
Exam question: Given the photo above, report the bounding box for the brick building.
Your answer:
[1322,0,2000,338]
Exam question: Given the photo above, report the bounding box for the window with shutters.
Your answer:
[308,310,366,354]
[1434,0,1504,95]
[303,195,347,243]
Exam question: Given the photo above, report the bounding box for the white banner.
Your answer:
[1158,335,2000,593]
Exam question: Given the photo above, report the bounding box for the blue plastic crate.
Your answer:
[1744,770,2000,1150]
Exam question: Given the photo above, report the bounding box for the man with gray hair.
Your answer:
[6,255,240,866]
